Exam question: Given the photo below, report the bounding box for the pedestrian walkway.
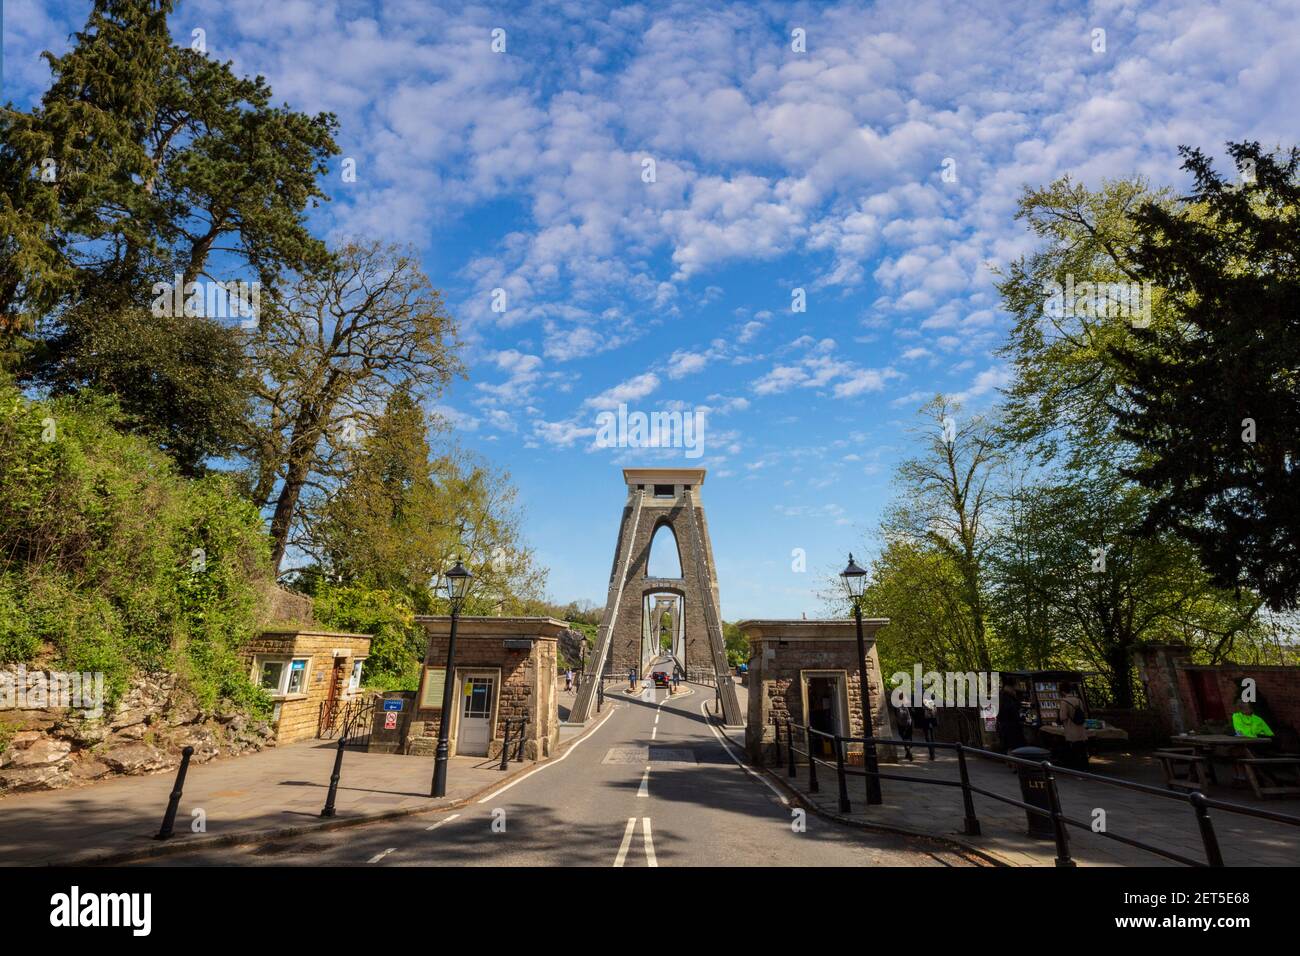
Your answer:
[742,736,1300,866]
[0,730,583,866]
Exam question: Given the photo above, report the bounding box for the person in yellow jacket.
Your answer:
[1231,700,1273,738]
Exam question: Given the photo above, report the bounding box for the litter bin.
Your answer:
[1010,746,1055,839]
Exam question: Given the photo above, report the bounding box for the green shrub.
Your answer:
[0,380,271,714]
[311,583,424,691]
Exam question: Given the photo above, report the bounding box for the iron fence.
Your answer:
[317,696,377,749]
[773,717,1300,867]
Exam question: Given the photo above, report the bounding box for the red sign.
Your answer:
[384,712,398,730]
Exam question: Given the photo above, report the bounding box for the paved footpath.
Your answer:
[125,662,980,867]
[0,731,577,866]
[758,734,1300,867]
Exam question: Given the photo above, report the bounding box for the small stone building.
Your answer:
[739,618,895,766]
[408,617,562,761]
[241,630,372,743]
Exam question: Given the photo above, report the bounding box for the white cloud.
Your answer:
[584,372,661,409]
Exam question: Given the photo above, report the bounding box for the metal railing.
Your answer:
[317,696,378,749]
[498,718,528,769]
[773,718,1300,867]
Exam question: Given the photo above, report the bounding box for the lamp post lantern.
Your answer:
[840,553,883,805]
[430,560,472,798]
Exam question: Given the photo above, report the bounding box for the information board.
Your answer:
[419,666,447,709]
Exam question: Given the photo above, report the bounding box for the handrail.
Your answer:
[771,717,1299,867]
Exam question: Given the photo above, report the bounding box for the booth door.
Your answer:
[1189,670,1226,723]
[807,676,842,758]
[456,674,495,756]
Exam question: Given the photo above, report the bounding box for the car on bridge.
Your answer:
[651,670,670,687]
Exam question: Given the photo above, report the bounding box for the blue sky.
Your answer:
[6,0,1299,618]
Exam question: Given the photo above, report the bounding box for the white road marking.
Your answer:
[477,702,619,804]
[654,713,660,725]
[651,725,657,740]
[637,765,651,797]
[425,812,461,831]
[367,847,397,864]
[613,817,637,867]
[700,700,790,806]
[642,817,658,867]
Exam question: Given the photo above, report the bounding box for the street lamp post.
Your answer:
[841,553,883,805]
[430,560,472,798]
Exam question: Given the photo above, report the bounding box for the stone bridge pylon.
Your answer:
[570,468,743,725]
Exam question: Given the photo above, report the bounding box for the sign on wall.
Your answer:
[419,666,447,710]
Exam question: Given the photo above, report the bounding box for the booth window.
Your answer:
[348,658,365,693]
[285,658,308,694]
[256,656,310,696]
[258,660,284,692]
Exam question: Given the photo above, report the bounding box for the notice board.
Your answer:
[419,666,447,709]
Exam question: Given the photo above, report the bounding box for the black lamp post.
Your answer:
[430,560,472,798]
[841,553,883,805]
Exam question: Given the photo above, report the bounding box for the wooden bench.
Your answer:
[1154,750,1212,791]
[1237,757,1300,799]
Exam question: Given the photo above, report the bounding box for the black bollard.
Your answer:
[321,736,347,817]
[499,720,513,770]
[156,746,195,840]
[516,720,527,762]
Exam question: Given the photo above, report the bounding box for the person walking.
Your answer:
[895,700,914,761]
[628,667,637,692]
[1059,682,1089,770]
[564,668,573,692]
[997,676,1026,758]
[921,695,939,760]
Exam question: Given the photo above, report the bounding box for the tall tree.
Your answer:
[996,175,1172,465]
[2,0,338,322]
[243,241,462,571]
[988,463,1265,705]
[1113,142,1300,611]
[1,0,339,469]
[882,396,1002,670]
[302,386,544,610]
[859,538,991,676]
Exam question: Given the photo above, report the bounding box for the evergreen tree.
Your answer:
[1113,143,1300,610]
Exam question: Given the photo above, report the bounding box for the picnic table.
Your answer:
[1162,734,1295,797]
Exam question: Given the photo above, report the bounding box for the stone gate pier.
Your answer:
[405,617,563,761]
[738,618,895,765]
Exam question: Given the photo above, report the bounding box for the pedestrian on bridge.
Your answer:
[628,668,637,692]
[564,668,573,692]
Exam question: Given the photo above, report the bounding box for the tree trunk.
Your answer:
[268,453,311,573]
[1106,640,1134,709]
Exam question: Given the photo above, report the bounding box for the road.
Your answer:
[142,658,976,867]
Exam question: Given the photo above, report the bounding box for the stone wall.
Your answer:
[1136,643,1300,749]
[0,590,340,796]
[0,670,274,795]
